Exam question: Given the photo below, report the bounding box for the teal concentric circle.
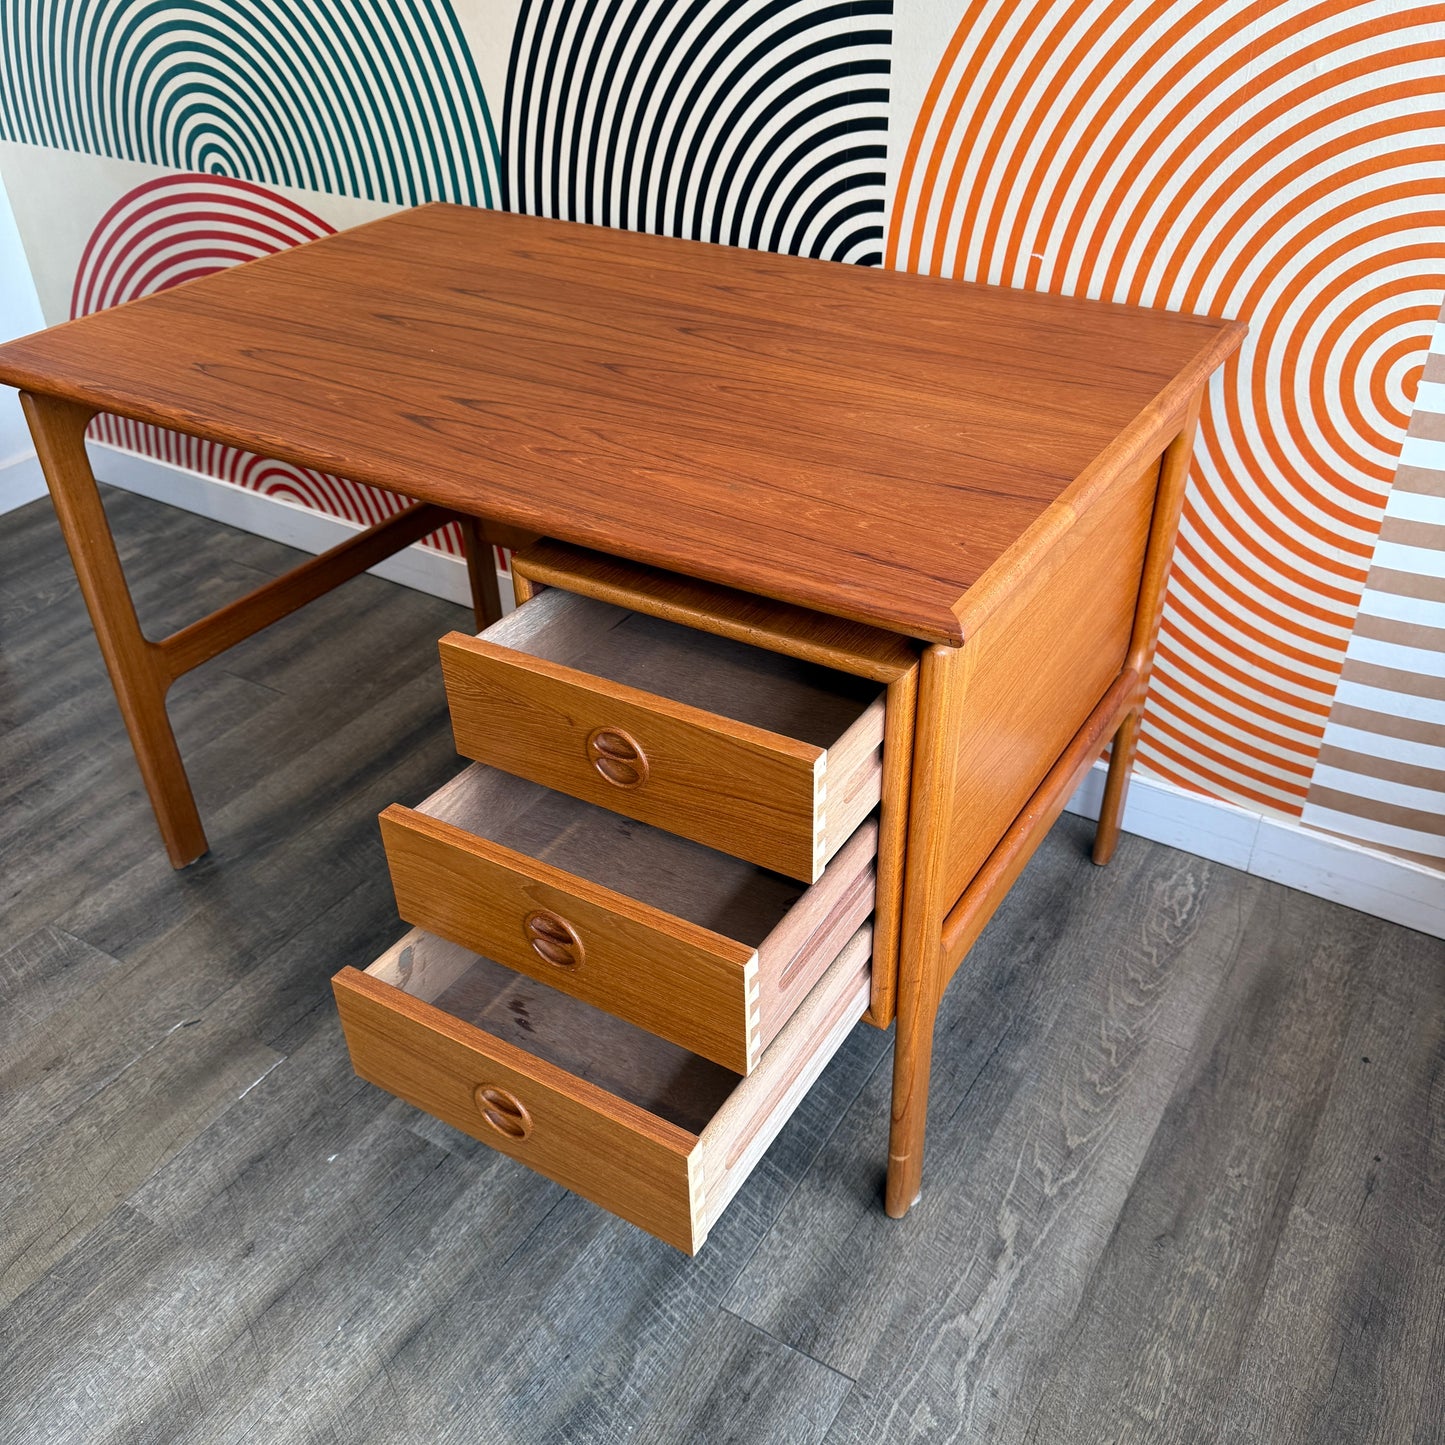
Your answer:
[1,0,499,207]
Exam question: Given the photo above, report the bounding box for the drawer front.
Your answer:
[381,804,759,1072]
[333,966,703,1249]
[380,796,878,1074]
[440,631,828,881]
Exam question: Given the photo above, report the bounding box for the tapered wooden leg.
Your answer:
[1092,398,1205,868]
[886,644,968,1218]
[457,516,505,631]
[887,978,942,1218]
[21,392,208,867]
[1092,709,1140,866]
[457,517,546,629]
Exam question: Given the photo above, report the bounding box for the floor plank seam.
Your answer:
[8,1009,196,1141]
[387,1113,572,1268]
[495,1190,570,1269]
[219,666,288,698]
[267,725,458,853]
[716,1302,859,1387]
[943,1023,1011,1127]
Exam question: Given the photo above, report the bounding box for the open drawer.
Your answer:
[332,923,872,1253]
[380,764,876,1074]
[438,587,885,882]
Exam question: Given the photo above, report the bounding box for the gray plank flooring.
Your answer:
[1,487,1440,1444]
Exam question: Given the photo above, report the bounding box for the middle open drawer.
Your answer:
[380,763,877,1074]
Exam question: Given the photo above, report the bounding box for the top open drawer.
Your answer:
[438,588,886,882]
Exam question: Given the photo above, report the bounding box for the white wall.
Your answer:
[0,171,46,513]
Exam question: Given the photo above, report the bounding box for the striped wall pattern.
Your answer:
[0,0,499,207]
[886,0,1445,822]
[504,0,891,265]
[1303,306,1445,865]
[1,2,1441,874]
[71,175,462,556]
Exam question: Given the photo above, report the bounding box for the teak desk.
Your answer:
[0,207,1243,1243]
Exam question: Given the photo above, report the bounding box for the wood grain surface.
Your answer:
[942,457,1156,903]
[1095,403,1203,866]
[382,804,758,1073]
[512,539,919,682]
[0,205,1244,643]
[941,667,1140,981]
[885,641,970,1218]
[333,927,872,1254]
[866,667,918,1028]
[485,588,886,746]
[333,959,706,1253]
[505,538,916,1025]
[19,393,207,866]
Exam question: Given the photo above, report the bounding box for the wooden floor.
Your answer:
[1,489,1440,1445]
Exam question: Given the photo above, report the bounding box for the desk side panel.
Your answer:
[943,460,1159,904]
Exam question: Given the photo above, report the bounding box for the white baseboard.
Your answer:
[0,447,45,513]
[91,442,509,611]
[1066,763,1444,940]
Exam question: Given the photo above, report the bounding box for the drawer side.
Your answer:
[700,925,872,1236]
[756,818,877,1048]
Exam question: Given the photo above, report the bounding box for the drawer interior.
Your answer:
[384,764,876,1071]
[484,588,884,750]
[369,930,739,1132]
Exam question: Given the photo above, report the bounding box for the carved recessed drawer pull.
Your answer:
[474,1083,532,1140]
[524,909,584,969]
[586,726,649,788]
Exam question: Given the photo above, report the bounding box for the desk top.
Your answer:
[0,205,1242,644]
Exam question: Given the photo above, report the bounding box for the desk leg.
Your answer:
[457,517,546,631]
[1094,709,1142,867]
[1094,401,1203,867]
[457,516,505,630]
[21,392,208,868]
[886,643,968,1218]
[24,392,473,868]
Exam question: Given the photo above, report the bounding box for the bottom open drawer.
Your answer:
[332,923,872,1253]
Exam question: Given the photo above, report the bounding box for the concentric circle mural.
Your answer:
[0,0,499,206]
[504,0,892,265]
[887,0,1445,818]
